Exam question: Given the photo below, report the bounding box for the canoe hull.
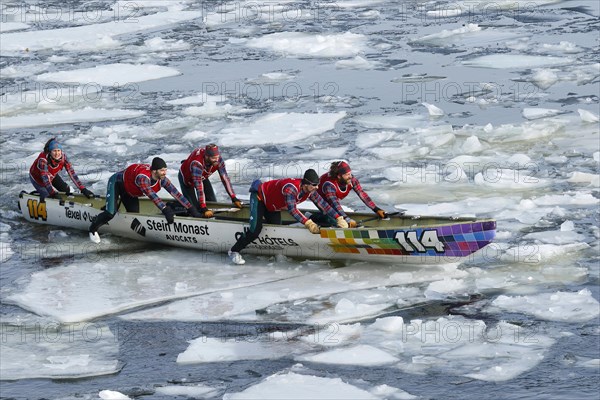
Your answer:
[18,192,496,265]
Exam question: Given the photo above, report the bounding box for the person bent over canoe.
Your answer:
[317,161,387,228]
[179,144,242,218]
[227,169,348,265]
[88,157,202,243]
[29,138,95,202]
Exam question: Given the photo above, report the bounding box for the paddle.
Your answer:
[209,207,241,213]
[357,211,403,227]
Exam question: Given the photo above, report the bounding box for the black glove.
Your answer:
[188,206,202,218]
[162,206,175,224]
[81,188,95,198]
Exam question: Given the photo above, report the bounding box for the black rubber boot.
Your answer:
[89,211,114,233]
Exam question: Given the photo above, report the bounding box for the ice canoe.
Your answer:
[18,191,496,265]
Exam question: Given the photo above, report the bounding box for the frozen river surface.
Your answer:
[0,0,599,399]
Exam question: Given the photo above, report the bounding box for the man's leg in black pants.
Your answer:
[89,173,121,240]
[51,175,70,194]
[203,179,217,203]
[178,171,200,209]
[230,194,266,253]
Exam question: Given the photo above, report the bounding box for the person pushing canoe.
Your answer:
[228,169,348,265]
[179,144,242,218]
[317,161,387,228]
[29,138,95,202]
[88,157,202,243]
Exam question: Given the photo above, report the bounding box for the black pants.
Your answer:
[51,175,70,193]
[31,175,70,201]
[89,172,139,233]
[230,192,281,253]
[178,171,216,210]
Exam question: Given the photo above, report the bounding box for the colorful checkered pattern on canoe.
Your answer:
[320,220,496,258]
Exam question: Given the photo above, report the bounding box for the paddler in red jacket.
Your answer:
[29,138,95,202]
[317,161,387,228]
[227,169,348,265]
[179,144,242,218]
[88,157,202,243]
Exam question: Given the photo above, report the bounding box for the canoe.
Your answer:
[18,191,496,265]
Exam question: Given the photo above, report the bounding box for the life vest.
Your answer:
[317,173,352,201]
[123,164,161,197]
[29,152,65,186]
[260,178,310,212]
[180,148,219,186]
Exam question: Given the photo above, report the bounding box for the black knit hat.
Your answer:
[151,157,167,170]
[302,169,319,185]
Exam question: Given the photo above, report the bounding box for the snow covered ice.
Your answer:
[1,0,598,398]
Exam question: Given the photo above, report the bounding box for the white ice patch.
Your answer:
[0,319,120,380]
[308,297,394,325]
[167,92,223,105]
[568,172,600,187]
[336,55,379,70]
[245,32,367,58]
[541,41,582,54]
[218,112,346,146]
[36,63,181,86]
[412,23,520,48]
[183,102,237,118]
[0,108,145,130]
[398,196,513,217]
[421,102,444,116]
[424,278,468,299]
[0,9,202,55]
[392,317,554,382]
[353,114,425,129]
[300,323,364,347]
[528,192,599,206]
[64,124,154,157]
[138,37,191,52]
[463,54,574,69]
[487,289,600,322]
[0,62,49,78]
[474,168,550,190]
[0,22,30,33]
[155,384,217,398]
[413,23,481,44]
[6,251,312,322]
[177,336,297,364]
[531,69,559,89]
[1,85,102,117]
[208,315,556,383]
[577,108,599,123]
[0,223,14,262]
[500,242,589,264]
[297,344,398,366]
[462,135,484,153]
[321,0,388,8]
[122,265,446,324]
[99,390,131,400]
[300,146,349,160]
[205,2,309,28]
[522,108,563,120]
[223,371,379,400]
[355,131,396,149]
[523,226,586,245]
